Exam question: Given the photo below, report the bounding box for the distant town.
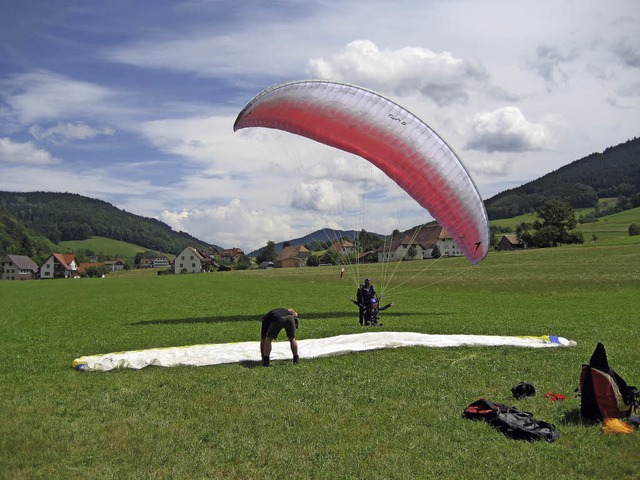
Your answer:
[0,225,482,280]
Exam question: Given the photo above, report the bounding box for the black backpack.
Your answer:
[464,398,560,442]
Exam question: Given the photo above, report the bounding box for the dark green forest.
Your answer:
[0,192,217,260]
[0,205,56,264]
[484,136,640,219]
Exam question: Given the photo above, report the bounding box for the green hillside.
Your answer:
[0,205,56,264]
[58,236,173,260]
[485,137,640,219]
[0,191,219,255]
[578,206,640,245]
[490,205,640,246]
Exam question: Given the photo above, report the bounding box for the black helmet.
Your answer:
[511,382,536,399]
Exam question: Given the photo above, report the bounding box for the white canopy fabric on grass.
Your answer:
[72,332,576,372]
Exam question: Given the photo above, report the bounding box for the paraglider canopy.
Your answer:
[234,80,490,264]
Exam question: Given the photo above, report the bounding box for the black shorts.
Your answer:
[262,315,296,340]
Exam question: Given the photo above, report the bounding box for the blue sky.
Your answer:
[1,0,639,251]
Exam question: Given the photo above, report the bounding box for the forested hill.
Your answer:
[485,136,640,219]
[0,191,220,254]
[0,205,57,263]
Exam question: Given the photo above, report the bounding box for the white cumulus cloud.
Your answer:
[465,106,552,153]
[160,199,295,251]
[0,137,60,164]
[308,39,489,105]
[29,122,115,143]
[1,70,118,125]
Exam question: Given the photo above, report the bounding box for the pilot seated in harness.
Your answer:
[363,297,393,327]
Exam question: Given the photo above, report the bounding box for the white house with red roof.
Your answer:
[39,253,78,279]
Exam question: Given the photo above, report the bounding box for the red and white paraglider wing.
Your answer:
[234,80,489,264]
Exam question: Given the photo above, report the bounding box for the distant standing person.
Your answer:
[260,308,299,367]
[356,278,377,326]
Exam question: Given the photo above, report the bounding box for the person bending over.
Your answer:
[260,307,299,367]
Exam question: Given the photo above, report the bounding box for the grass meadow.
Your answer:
[2,242,640,479]
[58,236,153,259]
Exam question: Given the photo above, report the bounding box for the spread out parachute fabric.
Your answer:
[234,80,490,264]
[72,332,576,372]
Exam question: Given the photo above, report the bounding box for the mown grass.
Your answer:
[1,243,640,479]
[491,206,640,246]
[58,236,150,259]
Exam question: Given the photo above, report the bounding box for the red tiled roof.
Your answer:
[78,262,104,272]
[51,253,77,271]
[221,248,244,256]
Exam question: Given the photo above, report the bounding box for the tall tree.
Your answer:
[530,200,582,247]
[256,240,278,264]
[535,200,577,233]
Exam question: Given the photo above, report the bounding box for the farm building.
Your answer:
[497,234,525,251]
[0,254,39,280]
[275,245,309,268]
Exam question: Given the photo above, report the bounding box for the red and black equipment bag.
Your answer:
[579,343,639,421]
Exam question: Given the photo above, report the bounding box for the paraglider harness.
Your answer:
[463,398,560,442]
[579,343,639,421]
[352,296,392,326]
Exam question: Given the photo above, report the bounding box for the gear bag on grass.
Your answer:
[579,343,639,421]
[463,398,559,442]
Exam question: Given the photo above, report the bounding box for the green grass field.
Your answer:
[2,242,640,479]
[58,236,150,259]
[491,205,640,246]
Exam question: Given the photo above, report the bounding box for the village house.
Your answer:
[39,253,78,279]
[103,259,126,271]
[220,247,244,263]
[142,256,170,268]
[174,246,214,274]
[0,254,39,280]
[331,239,356,256]
[497,233,525,251]
[377,225,464,262]
[275,245,309,268]
[358,250,378,264]
[436,229,464,258]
